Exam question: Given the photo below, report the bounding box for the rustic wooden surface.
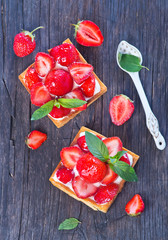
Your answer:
[0,0,168,239]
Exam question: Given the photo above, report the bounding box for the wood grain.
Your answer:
[0,0,168,239]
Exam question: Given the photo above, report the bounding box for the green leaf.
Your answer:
[58,98,87,108]
[110,150,127,160]
[58,218,81,230]
[31,100,54,120]
[109,161,138,182]
[54,101,61,108]
[85,131,109,161]
[119,53,149,72]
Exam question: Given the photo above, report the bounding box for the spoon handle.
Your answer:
[129,72,166,150]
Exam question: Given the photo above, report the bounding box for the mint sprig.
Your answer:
[31,98,87,121]
[118,53,149,72]
[85,131,138,182]
[58,218,81,230]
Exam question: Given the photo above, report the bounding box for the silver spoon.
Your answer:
[116,40,166,150]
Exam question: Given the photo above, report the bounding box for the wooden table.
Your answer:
[0,0,167,239]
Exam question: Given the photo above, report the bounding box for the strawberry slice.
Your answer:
[77,135,89,152]
[94,183,119,204]
[65,88,87,111]
[103,137,123,157]
[30,82,52,106]
[109,94,134,126]
[60,146,84,169]
[74,20,104,47]
[35,52,55,77]
[101,165,118,185]
[25,130,47,150]
[119,153,130,165]
[125,194,145,216]
[80,74,95,97]
[56,166,74,184]
[69,62,93,84]
[72,176,98,199]
[49,105,70,118]
[25,66,41,90]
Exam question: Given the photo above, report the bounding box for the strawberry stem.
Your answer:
[31,26,44,34]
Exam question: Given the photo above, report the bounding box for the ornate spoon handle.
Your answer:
[129,72,166,150]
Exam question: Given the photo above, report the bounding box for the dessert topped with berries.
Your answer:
[19,39,107,128]
[50,126,139,213]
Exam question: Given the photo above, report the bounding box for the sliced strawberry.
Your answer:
[77,135,89,152]
[25,130,47,150]
[66,88,87,111]
[35,52,55,77]
[72,176,98,199]
[49,105,70,118]
[76,153,107,183]
[25,66,41,90]
[80,74,95,97]
[94,183,119,204]
[109,94,134,126]
[60,146,84,169]
[30,82,52,106]
[69,62,93,84]
[56,166,74,184]
[96,135,104,140]
[101,165,118,185]
[103,137,123,157]
[119,153,130,165]
[45,69,73,96]
[50,43,79,66]
[74,20,104,47]
[125,194,145,216]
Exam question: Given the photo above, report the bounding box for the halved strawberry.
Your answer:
[60,146,84,169]
[35,52,55,77]
[72,176,98,199]
[25,66,41,90]
[94,183,119,204]
[25,130,47,150]
[119,153,130,165]
[74,20,104,47]
[80,74,95,97]
[69,62,93,84]
[125,194,145,216]
[77,135,89,152]
[65,88,87,111]
[103,137,123,157]
[101,165,118,185]
[56,166,74,184]
[30,82,52,106]
[49,105,71,119]
[109,94,134,126]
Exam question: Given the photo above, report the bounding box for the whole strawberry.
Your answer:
[13,26,44,57]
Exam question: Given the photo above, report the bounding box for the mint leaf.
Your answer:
[54,101,61,108]
[110,150,127,161]
[31,100,55,120]
[58,218,81,230]
[119,53,149,72]
[85,131,109,161]
[58,98,87,108]
[109,161,138,182]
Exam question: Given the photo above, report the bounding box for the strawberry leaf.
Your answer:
[58,98,87,108]
[58,218,81,230]
[31,100,54,120]
[85,131,109,161]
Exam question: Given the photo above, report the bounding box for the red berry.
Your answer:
[13,26,43,57]
[25,130,47,150]
[74,20,104,47]
[50,43,79,66]
[101,165,118,185]
[49,105,70,118]
[68,62,93,85]
[94,183,119,204]
[119,153,130,165]
[76,153,107,183]
[72,176,98,199]
[56,166,74,184]
[60,146,84,169]
[25,66,41,90]
[66,88,87,111]
[125,194,145,216]
[103,137,123,157]
[109,94,134,126]
[30,82,52,107]
[35,52,55,77]
[80,74,95,97]
[77,135,89,152]
[45,69,73,96]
